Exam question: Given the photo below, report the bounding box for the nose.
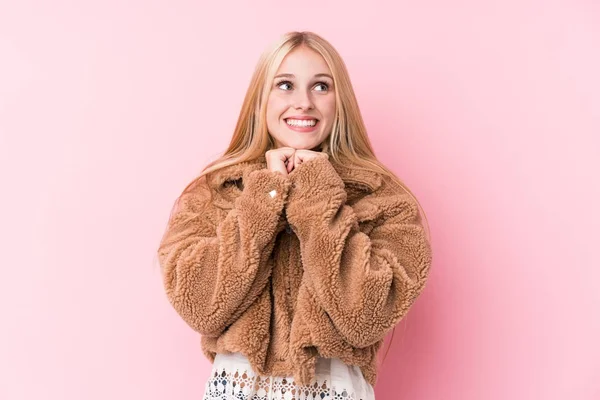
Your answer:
[292,88,314,111]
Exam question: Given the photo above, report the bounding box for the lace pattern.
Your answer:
[202,352,375,400]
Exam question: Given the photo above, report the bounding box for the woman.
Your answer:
[158,31,432,400]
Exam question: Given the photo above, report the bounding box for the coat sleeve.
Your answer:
[285,156,432,348]
[158,168,292,337]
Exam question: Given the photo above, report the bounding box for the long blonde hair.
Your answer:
[161,30,431,368]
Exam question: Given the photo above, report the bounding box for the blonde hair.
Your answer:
[161,30,431,368]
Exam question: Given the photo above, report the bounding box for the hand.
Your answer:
[266,148,329,177]
[265,147,296,177]
[291,149,329,170]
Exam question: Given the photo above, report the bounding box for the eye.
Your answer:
[314,82,329,92]
[276,80,292,91]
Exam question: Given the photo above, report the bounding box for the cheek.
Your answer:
[321,97,336,119]
[266,95,286,120]
[266,97,275,120]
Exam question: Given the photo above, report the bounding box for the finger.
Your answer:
[280,147,296,161]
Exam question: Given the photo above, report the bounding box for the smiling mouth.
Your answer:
[284,118,319,127]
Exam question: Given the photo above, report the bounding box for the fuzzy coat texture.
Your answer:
[158,154,432,387]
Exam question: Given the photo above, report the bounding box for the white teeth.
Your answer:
[286,119,317,127]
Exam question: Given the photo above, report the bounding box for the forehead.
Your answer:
[276,46,331,77]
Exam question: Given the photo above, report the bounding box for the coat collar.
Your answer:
[207,154,383,197]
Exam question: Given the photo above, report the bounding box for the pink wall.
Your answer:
[1,1,598,399]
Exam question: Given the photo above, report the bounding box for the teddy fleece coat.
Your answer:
[158,154,432,387]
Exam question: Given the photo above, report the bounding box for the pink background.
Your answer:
[1,1,598,399]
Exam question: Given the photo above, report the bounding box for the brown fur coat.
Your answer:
[158,154,432,387]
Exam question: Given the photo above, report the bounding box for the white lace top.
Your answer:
[202,351,376,400]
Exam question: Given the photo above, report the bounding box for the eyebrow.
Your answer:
[274,73,334,80]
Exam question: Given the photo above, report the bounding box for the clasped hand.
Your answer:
[265,147,329,177]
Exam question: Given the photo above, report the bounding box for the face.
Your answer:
[266,46,336,150]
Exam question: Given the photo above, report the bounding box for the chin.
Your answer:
[277,140,316,150]
[295,142,315,149]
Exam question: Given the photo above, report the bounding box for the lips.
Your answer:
[284,118,319,131]
[284,115,319,120]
